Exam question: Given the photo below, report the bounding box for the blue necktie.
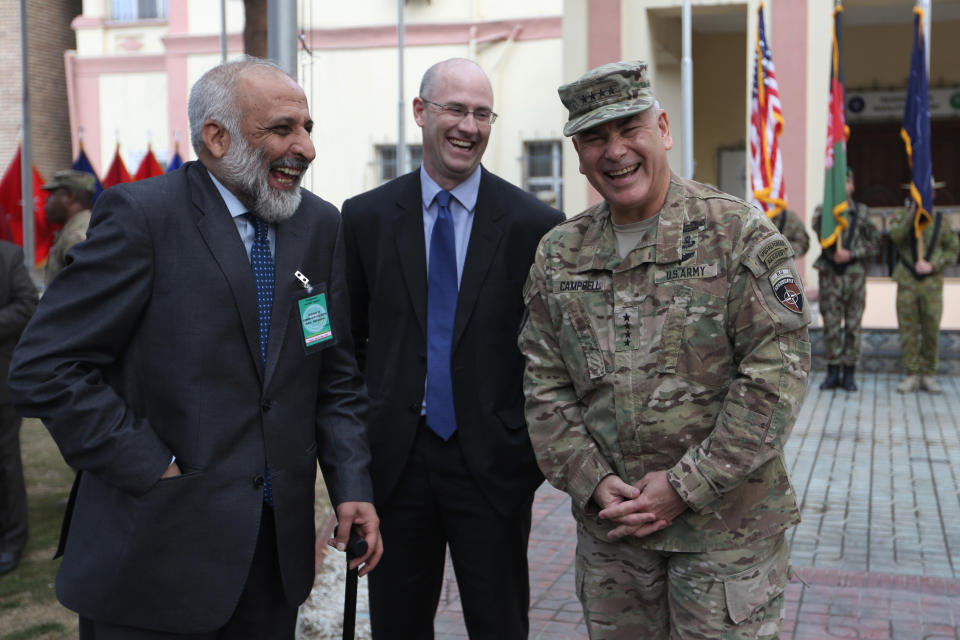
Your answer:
[250,214,274,506]
[426,190,458,440]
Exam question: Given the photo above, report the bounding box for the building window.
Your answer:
[111,0,167,21]
[377,145,423,183]
[524,141,562,210]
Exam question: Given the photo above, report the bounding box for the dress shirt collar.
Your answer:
[208,171,249,219]
[420,164,482,212]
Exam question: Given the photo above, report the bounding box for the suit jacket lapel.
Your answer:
[393,174,428,336]
[266,210,308,384]
[189,164,264,382]
[453,168,504,348]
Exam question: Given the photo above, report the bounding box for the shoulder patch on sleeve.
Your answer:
[744,235,795,276]
[768,268,805,314]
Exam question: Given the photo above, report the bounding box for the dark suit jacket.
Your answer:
[0,241,37,404]
[8,162,372,633]
[341,167,562,517]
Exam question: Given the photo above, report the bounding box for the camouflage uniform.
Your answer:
[812,203,881,366]
[889,208,960,375]
[43,209,90,285]
[521,175,811,638]
[771,209,809,258]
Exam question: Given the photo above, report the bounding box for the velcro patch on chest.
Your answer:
[654,263,718,284]
[553,279,610,293]
[769,268,804,314]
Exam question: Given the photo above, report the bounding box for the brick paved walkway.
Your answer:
[429,371,960,639]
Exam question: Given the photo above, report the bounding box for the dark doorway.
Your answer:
[848,119,960,206]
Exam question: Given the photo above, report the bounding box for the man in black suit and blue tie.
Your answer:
[341,58,563,639]
[9,57,381,638]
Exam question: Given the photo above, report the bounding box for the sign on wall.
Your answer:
[846,87,960,122]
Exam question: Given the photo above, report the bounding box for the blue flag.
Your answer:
[71,146,104,204]
[166,151,183,173]
[901,6,932,237]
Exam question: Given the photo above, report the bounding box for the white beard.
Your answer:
[217,134,307,223]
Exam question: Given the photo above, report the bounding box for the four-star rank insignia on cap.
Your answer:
[769,267,804,314]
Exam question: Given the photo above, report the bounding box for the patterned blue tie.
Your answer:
[426,190,458,440]
[250,214,274,506]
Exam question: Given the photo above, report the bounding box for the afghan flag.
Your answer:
[901,5,933,239]
[102,143,131,188]
[819,2,849,250]
[71,143,104,204]
[0,146,59,268]
[133,145,165,181]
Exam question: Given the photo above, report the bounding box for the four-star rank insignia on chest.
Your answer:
[769,267,804,314]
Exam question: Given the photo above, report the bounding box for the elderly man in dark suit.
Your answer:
[0,241,37,577]
[8,57,381,638]
[341,58,562,639]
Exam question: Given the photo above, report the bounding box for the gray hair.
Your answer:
[188,56,290,155]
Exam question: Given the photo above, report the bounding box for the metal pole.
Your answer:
[397,0,407,176]
[267,0,298,77]
[921,0,931,76]
[19,0,34,277]
[681,0,694,179]
[220,0,228,62]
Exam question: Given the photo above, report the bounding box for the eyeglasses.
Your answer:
[421,98,498,125]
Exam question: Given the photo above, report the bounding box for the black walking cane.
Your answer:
[342,529,368,640]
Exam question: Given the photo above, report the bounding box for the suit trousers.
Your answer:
[78,506,298,639]
[368,420,533,640]
[0,402,27,554]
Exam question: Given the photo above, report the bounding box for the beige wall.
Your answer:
[845,19,960,89]
[693,30,746,187]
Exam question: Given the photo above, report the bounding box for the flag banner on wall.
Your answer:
[820,2,849,249]
[901,5,933,240]
[0,146,59,268]
[749,2,787,220]
[134,145,165,181]
[71,144,104,204]
[102,144,132,189]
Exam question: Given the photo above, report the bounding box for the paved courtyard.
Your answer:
[426,371,960,639]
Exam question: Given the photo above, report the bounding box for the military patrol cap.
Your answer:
[558,60,655,137]
[42,170,96,195]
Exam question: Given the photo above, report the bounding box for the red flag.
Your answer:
[749,2,787,219]
[0,146,60,268]
[102,144,131,188]
[133,145,164,181]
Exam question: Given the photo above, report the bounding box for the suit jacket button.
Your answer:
[253,475,264,488]
[262,400,273,412]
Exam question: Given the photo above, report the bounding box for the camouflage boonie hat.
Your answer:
[558,60,655,137]
[42,170,96,195]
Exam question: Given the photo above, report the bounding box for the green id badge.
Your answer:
[298,293,334,349]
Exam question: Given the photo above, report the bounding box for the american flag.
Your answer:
[749,2,787,218]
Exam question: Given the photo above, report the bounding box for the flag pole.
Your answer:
[681,0,694,178]
[18,0,35,278]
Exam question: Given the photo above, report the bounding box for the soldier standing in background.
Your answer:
[520,61,811,639]
[812,169,881,391]
[41,170,96,285]
[889,186,959,394]
[772,208,809,259]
